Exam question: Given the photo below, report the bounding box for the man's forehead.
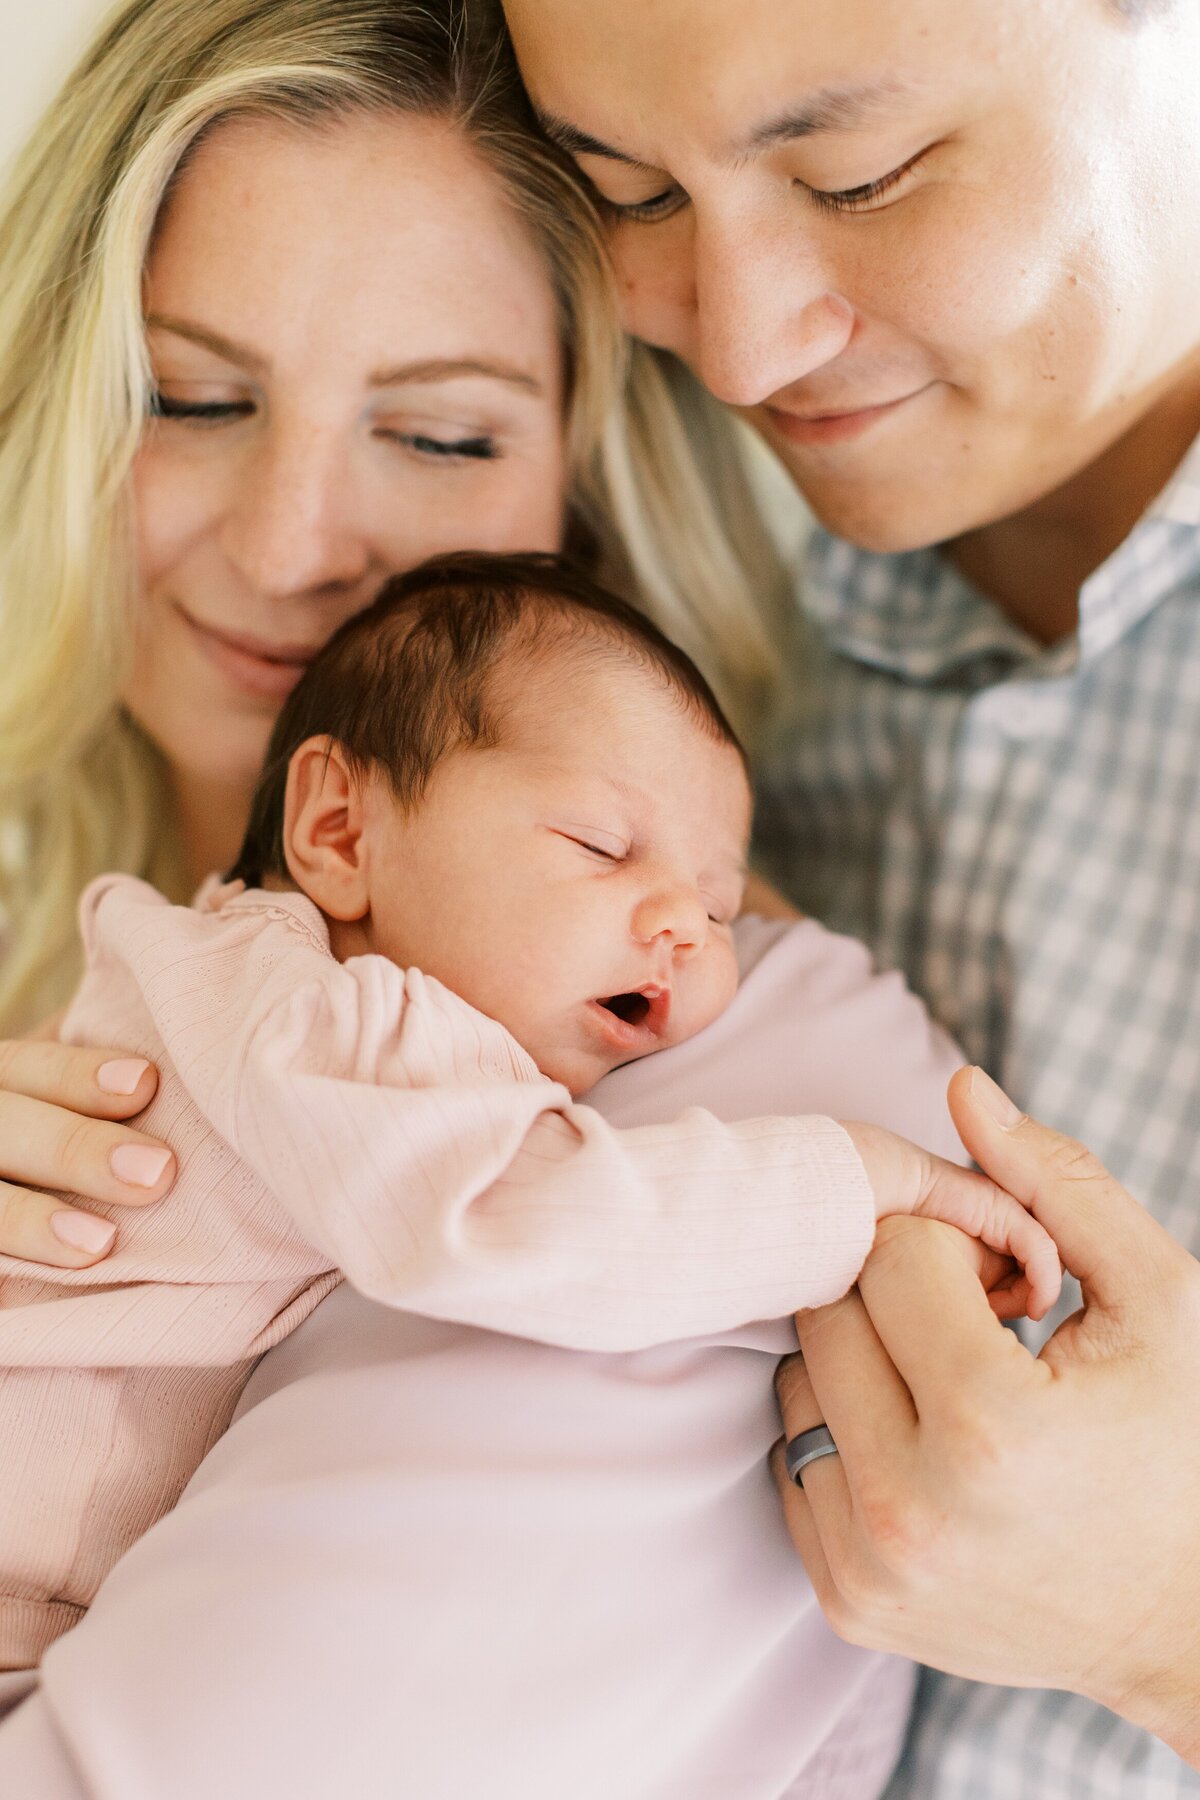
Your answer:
[503,0,1097,162]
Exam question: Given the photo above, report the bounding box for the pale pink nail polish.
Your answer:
[51,1210,117,1255]
[970,1066,1024,1130]
[110,1144,172,1188]
[97,1058,151,1096]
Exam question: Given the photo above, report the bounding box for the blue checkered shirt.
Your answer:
[754,430,1200,1798]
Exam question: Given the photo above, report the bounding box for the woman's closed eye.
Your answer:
[149,390,255,427]
[376,428,499,462]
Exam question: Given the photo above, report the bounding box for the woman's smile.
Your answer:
[173,601,322,702]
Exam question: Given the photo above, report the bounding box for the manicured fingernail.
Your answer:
[970,1067,1023,1130]
[51,1210,117,1255]
[97,1059,151,1096]
[110,1144,172,1188]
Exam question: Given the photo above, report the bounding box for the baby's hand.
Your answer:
[840,1119,1063,1322]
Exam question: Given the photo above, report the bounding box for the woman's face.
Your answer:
[129,111,568,855]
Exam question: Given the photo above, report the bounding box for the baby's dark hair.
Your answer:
[230,551,746,887]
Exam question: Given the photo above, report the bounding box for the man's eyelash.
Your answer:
[597,186,686,226]
[805,149,929,215]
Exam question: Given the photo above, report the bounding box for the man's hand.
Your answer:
[839,1115,1062,1319]
[772,1066,1200,1768]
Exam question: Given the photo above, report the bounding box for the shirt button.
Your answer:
[1000,693,1042,738]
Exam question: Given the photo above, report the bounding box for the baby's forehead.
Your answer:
[496,626,734,749]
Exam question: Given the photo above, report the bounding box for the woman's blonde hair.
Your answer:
[0,0,788,1034]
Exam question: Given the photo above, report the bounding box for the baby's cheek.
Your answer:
[689,947,740,1039]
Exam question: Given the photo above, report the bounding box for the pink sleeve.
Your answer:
[183,951,875,1352]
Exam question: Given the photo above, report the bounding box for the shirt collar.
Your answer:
[800,427,1200,684]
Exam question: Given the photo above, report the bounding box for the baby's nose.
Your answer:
[631,886,709,955]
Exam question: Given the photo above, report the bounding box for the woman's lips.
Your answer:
[763,383,932,448]
[176,604,319,701]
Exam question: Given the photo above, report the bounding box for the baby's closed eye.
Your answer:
[553,825,629,862]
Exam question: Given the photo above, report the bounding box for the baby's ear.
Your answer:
[283,737,369,921]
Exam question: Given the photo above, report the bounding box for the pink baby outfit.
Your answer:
[0,913,968,1799]
[0,875,882,1671]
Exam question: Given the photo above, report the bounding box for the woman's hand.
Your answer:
[0,1041,175,1266]
[772,1065,1200,1769]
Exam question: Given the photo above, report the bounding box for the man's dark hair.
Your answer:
[229,551,745,887]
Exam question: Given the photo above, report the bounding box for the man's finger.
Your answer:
[949,1066,1188,1310]
[854,1215,1039,1408]
[786,1285,918,1477]
[768,1438,854,1628]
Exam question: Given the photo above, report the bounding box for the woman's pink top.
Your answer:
[0,876,885,1669]
[0,912,966,1798]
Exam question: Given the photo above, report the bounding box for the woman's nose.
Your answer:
[219,426,373,600]
[690,214,854,409]
[631,885,709,958]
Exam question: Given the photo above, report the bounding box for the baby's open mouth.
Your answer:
[599,991,652,1027]
[592,984,670,1041]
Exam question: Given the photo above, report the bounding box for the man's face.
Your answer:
[503,0,1200,552]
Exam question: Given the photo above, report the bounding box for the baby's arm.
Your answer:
[192,952,1056,1352]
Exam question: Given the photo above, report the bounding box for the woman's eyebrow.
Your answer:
[369,357,544,394]
[144,323,542,396]
[145,314,266,373]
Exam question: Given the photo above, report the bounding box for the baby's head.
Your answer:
[232,553,751,1095]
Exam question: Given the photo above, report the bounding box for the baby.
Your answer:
[0,552,1057,1678]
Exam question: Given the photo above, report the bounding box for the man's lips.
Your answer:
[763,383,933,448]
[175,603,322,701]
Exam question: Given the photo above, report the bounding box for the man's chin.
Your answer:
[753,414,1010,556]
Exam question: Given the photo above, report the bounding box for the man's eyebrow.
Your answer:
[368,357,543,395]
[145,314,267,374]
[537,111,656,170]
[539,79,920,175]
[739,80,921,154]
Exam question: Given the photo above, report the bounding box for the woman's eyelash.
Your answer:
[148,393,253,423]
[149,397,498,463]
[805,149,929,215]
[393,433,498,461]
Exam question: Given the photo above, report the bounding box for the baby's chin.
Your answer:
[534,1037,657,1098]
[538,1045,622,1099]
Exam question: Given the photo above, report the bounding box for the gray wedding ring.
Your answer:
[784,1424,840,1487]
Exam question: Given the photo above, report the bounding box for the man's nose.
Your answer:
[220,425,373,600]
[631,884,709,958]
[690,212,854,409]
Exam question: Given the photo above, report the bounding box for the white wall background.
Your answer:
[3,0,114,172]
